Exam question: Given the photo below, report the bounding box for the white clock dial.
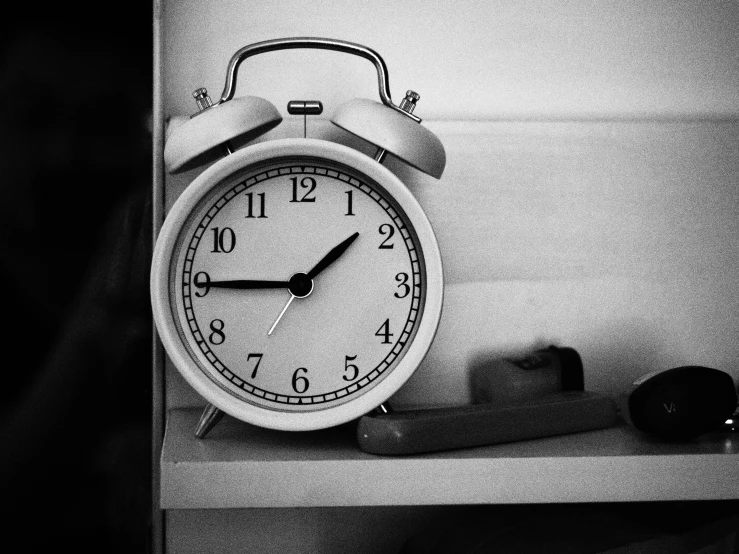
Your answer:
[152,140,442,430]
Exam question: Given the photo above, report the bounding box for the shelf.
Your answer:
[161,408,739,509]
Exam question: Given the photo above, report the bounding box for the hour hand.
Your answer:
[307,232,359,279]
[195,278,289,290]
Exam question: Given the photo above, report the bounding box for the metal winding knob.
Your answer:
[398,90,420,115]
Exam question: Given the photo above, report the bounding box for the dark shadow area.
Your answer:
[0,4,152,552]
[401,501,739,553]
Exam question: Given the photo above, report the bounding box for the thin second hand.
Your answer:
[268,293,295,336]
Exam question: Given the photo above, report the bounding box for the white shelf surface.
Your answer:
[161,407,739,509]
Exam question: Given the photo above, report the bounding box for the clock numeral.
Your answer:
[378,224,395,249]
[375,319,394,344]
[247,353,263,379]
[345,190,355,216]
[194,271,211,297]
[289,177,317,202]
[343,355,359,382]
[292,367,310,393]
[208,319,226,345]
[394,272,410,298]
[211,227,236,253]
[245,192,267,218]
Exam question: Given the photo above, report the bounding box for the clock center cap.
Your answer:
[288,272,314,298]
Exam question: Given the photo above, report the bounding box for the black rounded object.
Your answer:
[627,366,737,439]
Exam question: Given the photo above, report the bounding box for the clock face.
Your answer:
[152,140,442,430]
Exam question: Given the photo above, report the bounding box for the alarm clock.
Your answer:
[151,38,446,436]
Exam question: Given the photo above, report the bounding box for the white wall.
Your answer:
[163,0,739,120]
[160,0,739,409]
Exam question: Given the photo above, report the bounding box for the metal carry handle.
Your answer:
[218,37,421,123]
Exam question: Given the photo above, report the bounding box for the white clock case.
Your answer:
[151,138,443,431]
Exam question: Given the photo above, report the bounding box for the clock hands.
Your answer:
[195,232,360,292]
[268,232,360,336]
[267,273,314,336]
[307,232,360,279]
[196,278,289,290]
[268,294,296,336]
[194,233,360,335]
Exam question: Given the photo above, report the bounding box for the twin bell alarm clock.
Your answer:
[151,38,446,437]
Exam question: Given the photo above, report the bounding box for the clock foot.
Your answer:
[195,403,225,439]
[375,402,393,415]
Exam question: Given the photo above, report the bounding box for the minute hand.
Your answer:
[307,232,360,279]
[196,279,289,290]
